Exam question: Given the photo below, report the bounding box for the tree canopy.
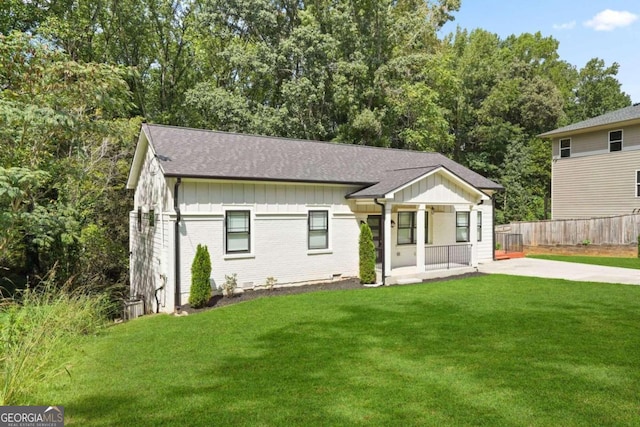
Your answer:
[1,0,632,291]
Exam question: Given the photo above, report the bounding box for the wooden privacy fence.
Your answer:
[496,214,640,246]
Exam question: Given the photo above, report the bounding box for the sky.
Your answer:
[440,1,640,103]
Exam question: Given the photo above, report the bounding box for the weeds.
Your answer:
[0,270,111,405]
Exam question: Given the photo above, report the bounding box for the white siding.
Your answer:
[394,171,479,204]
[552,149,640,219]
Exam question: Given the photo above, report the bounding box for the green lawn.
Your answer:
[528,254,640,270]
[36,275,640,426]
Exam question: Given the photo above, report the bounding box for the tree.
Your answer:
[359,222,376,284]
[189,244,212,308]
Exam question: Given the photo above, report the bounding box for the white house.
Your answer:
[127,124,503,313]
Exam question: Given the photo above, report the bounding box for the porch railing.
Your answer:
[424,244,472,271]
[495,233,523,254]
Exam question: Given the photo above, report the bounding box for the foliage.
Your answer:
[34,276,640,425]
[188,245,212,308]
[221,273,238,298]
[0,271,110,405]
[265,277,278,291]
[358,222,376,284]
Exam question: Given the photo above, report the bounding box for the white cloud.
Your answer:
[553,21,576,30]
[584,9,638,31]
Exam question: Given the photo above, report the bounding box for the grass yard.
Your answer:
[528,254,640,270]
[36,275,640,426]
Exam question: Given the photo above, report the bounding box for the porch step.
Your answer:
[495,251,525,260]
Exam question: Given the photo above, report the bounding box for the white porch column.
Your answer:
[384,203,392,279]
[416,205,426,272]
[469,207,478,267]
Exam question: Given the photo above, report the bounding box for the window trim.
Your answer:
[559,138,571,158]
[137,207,142,232]
[609,129,623,152]
[636,170,640,198]
[308,210,329,250]
[149,209,155,228]
[397,211,416,245]
[225,209,251,255]
[456,211,470,243]
[477,211,482,242]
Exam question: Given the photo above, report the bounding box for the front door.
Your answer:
[367,215,382,263]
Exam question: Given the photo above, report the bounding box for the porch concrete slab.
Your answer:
[478,258,640,286]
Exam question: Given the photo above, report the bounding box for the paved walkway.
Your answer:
[478,257,640,286]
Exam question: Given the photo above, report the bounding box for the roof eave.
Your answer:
[539,117,640,139]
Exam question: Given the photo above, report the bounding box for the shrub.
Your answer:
[188,244,212,308]
[221,274,238,297]
[359,222,376,284]
[0,275,110,405]
[265,276,277,291]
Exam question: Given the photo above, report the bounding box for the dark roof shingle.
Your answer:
[539,104,640,137]
[141,124,502,193]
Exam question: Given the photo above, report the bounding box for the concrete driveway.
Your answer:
[478,257,640,286]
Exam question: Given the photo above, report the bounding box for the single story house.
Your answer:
[127,124,503,313]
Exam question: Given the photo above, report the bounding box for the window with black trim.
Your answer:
[477,211,482,242]
[456,212,470,243]
[636,170,640,197]
[149,209,155,228]
[308,210,328,250]
[398,211,416,244]
[137,207,142,232]
[609,130,622,152]
[559,138,571,158]
[226,210,250,253]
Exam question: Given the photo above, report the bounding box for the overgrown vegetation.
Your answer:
[188,244,212,308]
[359,222,376,284]
[0,272,110,405]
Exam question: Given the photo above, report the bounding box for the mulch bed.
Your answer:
[180,272,484,315]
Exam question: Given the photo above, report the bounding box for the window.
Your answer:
[308,210,328,250]
[137,207,142,232]
[636,170,640,197]
[477,211,482,242]
[456,212,470,243]
[226,210,250,253]
[559,138,571,158]
[397,212,416,244]
[609,130,623,152]
[149,209,155,228]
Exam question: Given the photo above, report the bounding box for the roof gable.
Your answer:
[127,124,502,193]
[540,104,640,138]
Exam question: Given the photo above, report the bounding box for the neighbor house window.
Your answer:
[149,209,155,228]
[636,170,640,197]
[456,212,470,243]
[477,211,482,242]
[137,207,142,232]
[308,210,328,250]
[397,211,416,244]
[559,138,571,158]
[226,210,250,253]
[609,130,623,152]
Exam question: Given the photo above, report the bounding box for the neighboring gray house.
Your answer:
[540,104,640,219]
[127,124,502,313]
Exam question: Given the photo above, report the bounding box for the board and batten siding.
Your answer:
[174,180,362,305]
[552,149,640,219]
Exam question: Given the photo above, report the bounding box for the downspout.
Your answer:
[174,178,182,312]
[373,198,386,285]
[492,193,496,261]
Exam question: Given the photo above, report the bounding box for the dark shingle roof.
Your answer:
[539,104,640,137]
[140,124,502,194]
[347,167,439,198]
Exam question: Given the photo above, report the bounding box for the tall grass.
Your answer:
[0,272,111,405]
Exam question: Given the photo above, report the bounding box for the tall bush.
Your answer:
[189,245,211,308]
[359,222,376,284]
